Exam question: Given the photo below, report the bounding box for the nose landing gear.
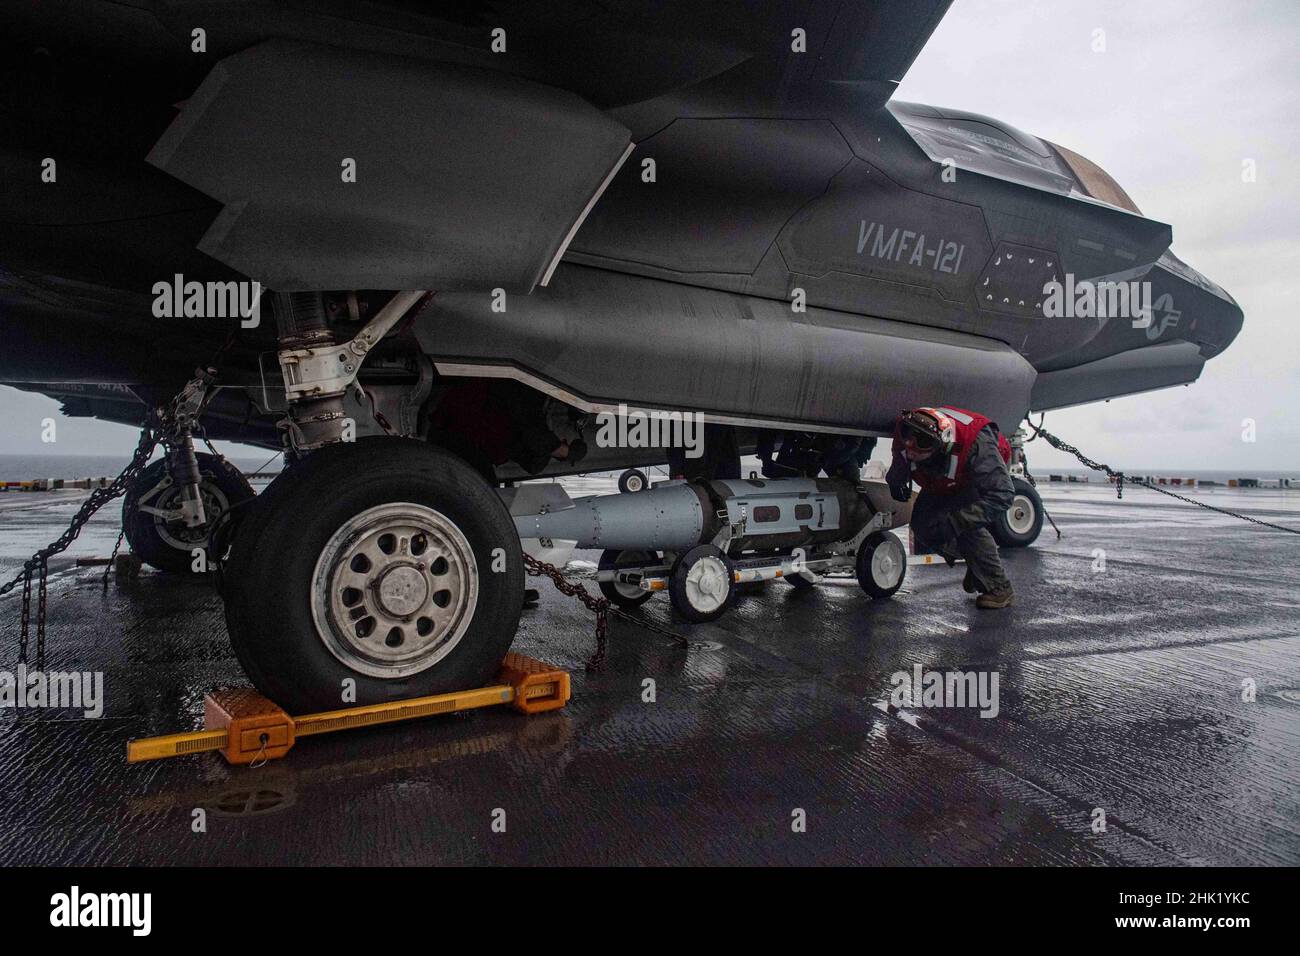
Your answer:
[122,453,254,574]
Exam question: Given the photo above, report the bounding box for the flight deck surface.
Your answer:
[1,480,1297,866]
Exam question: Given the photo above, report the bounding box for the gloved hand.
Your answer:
[889,482,912,503]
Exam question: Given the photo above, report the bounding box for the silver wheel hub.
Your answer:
[311,502,478,679]
[376,565,430,617]
[686,556,730,612]
[1007,494,1036,534]
[153,479,230,550]
[871,536,905,587]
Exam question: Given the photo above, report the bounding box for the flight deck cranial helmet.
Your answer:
[900,407,957,457]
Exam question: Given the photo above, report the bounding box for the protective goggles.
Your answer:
[901,420,942,451]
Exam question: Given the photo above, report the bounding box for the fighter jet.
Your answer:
[0,2,1242,709]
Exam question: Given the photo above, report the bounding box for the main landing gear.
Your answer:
[221,439,523,713]
[217,291,525,712]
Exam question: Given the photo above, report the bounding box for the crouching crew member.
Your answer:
[887,406,1015,609]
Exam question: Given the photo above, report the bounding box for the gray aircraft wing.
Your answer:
[780,0,954,87]
[421,0,956,105]
[143,0,955,291]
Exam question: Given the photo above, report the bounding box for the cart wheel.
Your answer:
[669,544,736,623]
[856,531,907,599]
[598,548,660,608]
[992,477,1044,548]
[618,469,649,493]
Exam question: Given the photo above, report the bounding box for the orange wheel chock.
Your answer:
[126,654,570,765]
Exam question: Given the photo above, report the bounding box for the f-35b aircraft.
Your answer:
[0,2,1242,709]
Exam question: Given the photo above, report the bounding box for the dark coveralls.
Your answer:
[887,424,1015,593]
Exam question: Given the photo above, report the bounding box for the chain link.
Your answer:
[608,605,691,646]
[3,423,160,663]
[1027,421,1300,535]
[103,529,126,590]
[522,553,610,671]
[18,567,31,664]
[35,559,48,667]
[199,426,238,474]
[0,423,158,603]
[521,552,695,669]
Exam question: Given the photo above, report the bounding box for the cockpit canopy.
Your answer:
[889,101,1141,214]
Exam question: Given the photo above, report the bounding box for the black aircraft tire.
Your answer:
[618,469,649,493]
[222,438,524,713]
[597,549,659,608]
[122,453,254,574]
[855,531,907,599]
[992,478,1045,548]
[668,544,736,623]
[213,453,316,602]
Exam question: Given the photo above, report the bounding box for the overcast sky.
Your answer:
[1,0,1296,472]
[896,0,1300,471]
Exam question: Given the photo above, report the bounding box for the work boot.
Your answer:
[976,587,1013,609]
[962,567,981,593]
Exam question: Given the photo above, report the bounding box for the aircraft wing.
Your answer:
[463,0,956,103]
[777,0,955,87]
[140,1,953,292]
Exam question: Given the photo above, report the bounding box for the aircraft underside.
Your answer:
[0,0,1245,709]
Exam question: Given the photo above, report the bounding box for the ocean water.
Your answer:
[1033,467,1300,482]
[0,453,282,482]
[0,454,1295,484]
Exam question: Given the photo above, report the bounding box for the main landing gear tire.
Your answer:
[221,438,524,713]
[597,548,660,609]
[856,531,907,599]
[617,469,649,493]
[669,544,736,623]
[122,453,254,574]
[992,477,1044,548]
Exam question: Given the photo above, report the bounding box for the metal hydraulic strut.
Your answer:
[160,368,217,528]
[273,290,427,453]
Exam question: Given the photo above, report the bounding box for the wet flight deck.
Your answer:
[1,478,1298,865]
